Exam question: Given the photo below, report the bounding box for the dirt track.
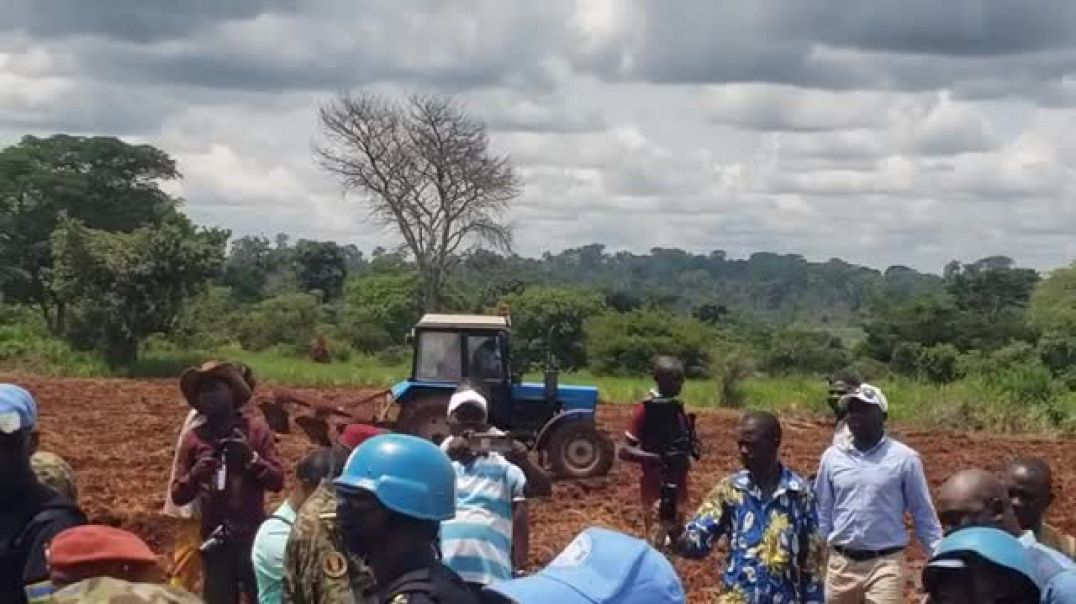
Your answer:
[10,374,1076,603]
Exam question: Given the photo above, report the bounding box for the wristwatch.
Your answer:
[245,451,260,470]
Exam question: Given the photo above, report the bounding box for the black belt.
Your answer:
[832,545,903,561]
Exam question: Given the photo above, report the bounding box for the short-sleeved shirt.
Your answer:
[252,500,297,604]
[625,399,690,501]
[439,438,526,586]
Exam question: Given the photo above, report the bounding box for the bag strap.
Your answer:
[269,514,294,526]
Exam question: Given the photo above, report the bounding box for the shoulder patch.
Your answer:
[390,595,409,604]
[323,551,348,578]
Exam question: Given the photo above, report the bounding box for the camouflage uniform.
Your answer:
[31,450,77,502]
[283,480,376,604]
[48,577,201,603]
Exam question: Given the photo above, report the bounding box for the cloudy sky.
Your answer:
[4,1,1076,272]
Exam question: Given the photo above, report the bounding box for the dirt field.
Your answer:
[10,374,1076,603]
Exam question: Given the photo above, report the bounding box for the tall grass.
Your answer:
[2,331,1073,434]
[130,347,411,388]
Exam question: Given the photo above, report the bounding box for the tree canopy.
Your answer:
[0,135,180,332]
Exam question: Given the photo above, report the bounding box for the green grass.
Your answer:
[128,347,411,388]
[4,336,1074,434]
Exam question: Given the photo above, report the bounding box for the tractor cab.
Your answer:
[390,313,614,478]
[410,313,517,428]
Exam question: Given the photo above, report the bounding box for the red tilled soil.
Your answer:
[8,374,1076,603]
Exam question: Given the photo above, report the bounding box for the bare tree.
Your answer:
[316,93,520,311]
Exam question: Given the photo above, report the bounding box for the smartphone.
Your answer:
[474,433,514,455]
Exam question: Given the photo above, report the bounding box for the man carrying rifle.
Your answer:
[440,385,552,597]
[663,411,825,604]
[619,356,700,546]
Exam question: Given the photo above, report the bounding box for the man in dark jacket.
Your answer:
[171,361,285,604]
[0,383,86,604]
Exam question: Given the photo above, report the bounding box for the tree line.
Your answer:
[1,96,1074,423]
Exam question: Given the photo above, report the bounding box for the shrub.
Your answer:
[918,343,962,384]
[760,329,852,375]
[342,272,421,343]
[889,342,962,383]
[585,310,712,377]
[501,286,607,371]
[336,322,394,354]
[846,358,890,382]
[376,345,412,367]
[237,293,320,351]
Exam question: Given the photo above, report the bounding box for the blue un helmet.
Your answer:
[923,527,1038,596]
[334,433,456,521]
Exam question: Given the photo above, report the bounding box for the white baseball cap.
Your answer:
[840,383,888,413]
[448,388,488,418]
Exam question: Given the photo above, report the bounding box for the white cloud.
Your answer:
[3,1,1076,271]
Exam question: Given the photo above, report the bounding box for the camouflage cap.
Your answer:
[49,577,201,604]
[32,451,78,502]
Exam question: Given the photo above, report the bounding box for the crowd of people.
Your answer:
[1,357,1075,603]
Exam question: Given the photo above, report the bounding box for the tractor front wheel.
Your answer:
[545,421,614,479]
[396,393,452,445]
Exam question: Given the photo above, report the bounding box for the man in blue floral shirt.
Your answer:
[663,411,824,604]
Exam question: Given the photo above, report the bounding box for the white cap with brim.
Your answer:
[448,388,488,418]
[484,527,684,604]
[840,383,888,413]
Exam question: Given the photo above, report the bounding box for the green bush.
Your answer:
[918,343,962,383]
[760,329,852,375]
[170,286,241,349]
[376,345,413,367]
[889,342,961,383]
[1038,333,1076,375]
[237,293,320,351]
[335,322,394,354]
[986,360,1059,406]
[846,358,891,382]
[889,342,924,377]
[585,310,712,377]
[501,286,607,371]
[0,321,109,376]
[342,272,421,343]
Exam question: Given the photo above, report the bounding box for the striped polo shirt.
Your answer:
[439,438,527,585]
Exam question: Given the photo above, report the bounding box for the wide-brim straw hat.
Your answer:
[179,361,255,409]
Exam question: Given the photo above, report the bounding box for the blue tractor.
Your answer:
[389,313,615,478]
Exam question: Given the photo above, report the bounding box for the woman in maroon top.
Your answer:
[170,361,284,604]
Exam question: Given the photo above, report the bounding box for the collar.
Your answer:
[1018,530,1037,546]
[730,465,805,499]
[842,434,888,454]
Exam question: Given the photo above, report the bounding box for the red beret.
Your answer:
[339,423,386,450]
[48,525,158,570]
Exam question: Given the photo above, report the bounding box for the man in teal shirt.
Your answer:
[252,448,333,604]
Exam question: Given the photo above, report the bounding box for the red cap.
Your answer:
[339,423,386,450]
[48,525,158,570]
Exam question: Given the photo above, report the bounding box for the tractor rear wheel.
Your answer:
[396,392,452,445]
[546,421,614,479]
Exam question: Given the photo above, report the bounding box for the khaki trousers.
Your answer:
[825,549,905,604]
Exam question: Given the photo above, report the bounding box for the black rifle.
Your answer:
[657,413,702,523]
